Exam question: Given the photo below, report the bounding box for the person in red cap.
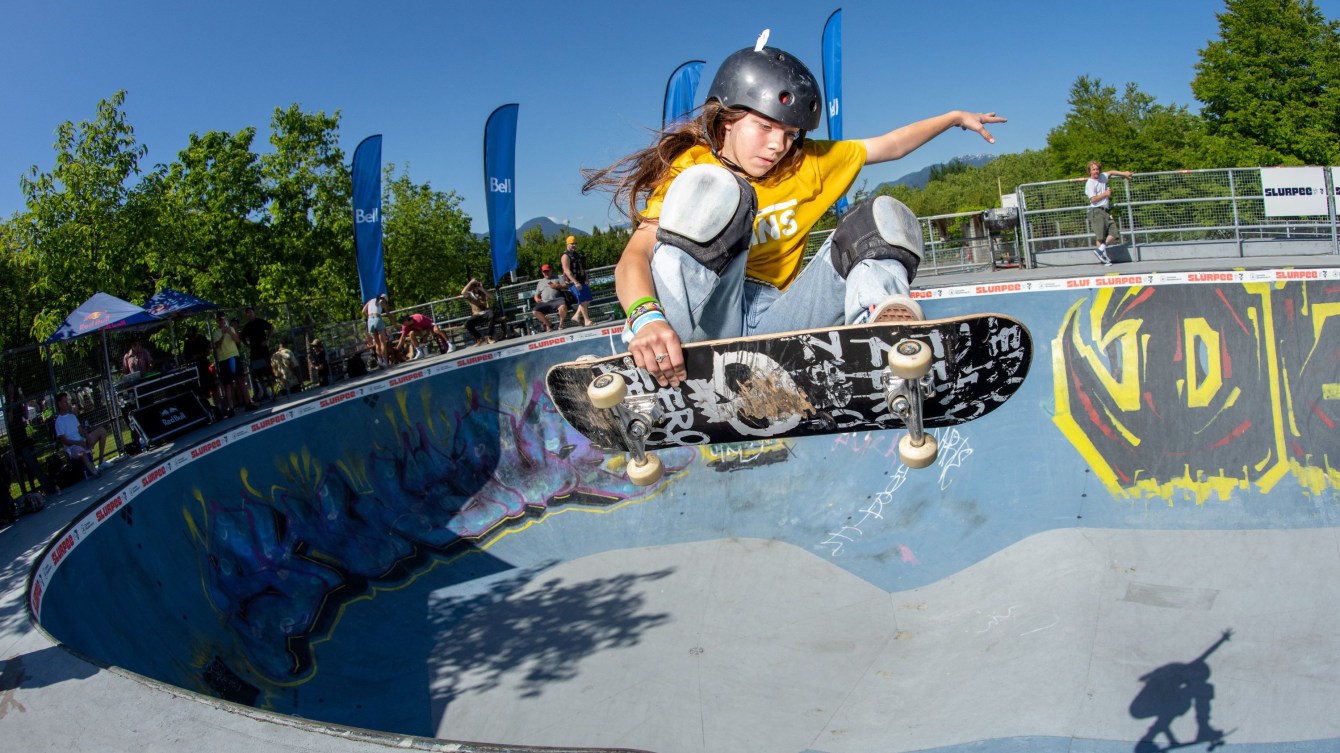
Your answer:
[531,263,570,332]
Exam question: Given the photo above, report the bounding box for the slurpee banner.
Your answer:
[352,134,387,302]
[663,60,705,129]
[822,8,847,215]
[1260,166,1328,217]
[485,104,520,283]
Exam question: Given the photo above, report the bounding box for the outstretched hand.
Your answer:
[959,111,1007,145]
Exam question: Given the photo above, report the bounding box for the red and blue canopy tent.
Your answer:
[44,292,168,460]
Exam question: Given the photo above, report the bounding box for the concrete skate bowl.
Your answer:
[28,264,1340,753]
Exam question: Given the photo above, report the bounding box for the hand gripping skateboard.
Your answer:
[546,314,1032,485]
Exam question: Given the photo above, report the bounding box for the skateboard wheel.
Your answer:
[588,373,627,409]
[898,432,938,469]
[889,339,932,379]
[627,452,664,486]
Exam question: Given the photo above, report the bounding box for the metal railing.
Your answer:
[1016,166,1340,265]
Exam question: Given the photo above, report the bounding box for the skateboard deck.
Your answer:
[546,313,1031,453]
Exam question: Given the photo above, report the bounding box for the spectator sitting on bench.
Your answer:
[532,263,570,332]
[395,313,451,360]
[461,278,499,345]
[54,391,111,478]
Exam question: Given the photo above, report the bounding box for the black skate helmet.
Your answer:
[706,36,822,132]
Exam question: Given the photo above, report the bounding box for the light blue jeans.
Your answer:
[646,234,913,343]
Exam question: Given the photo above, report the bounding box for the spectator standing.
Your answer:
[181,325,219,417]
[121,337,153,377]
[270,339,301,397]
[213,313,254,415]
[308,338,331,386]
[362,294,390,368]
[5,379,57,496]
[240,306,276,404]
[561,235,594,326]
[1084,160,1133,266]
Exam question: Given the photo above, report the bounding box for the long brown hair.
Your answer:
[582,101,806,226]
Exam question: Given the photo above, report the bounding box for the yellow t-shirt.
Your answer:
[213,328,239,361]
[643,140,867,289]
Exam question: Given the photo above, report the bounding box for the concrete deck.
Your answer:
[2,255,1338,753]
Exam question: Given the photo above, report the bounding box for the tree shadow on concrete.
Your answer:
[426,561,673,725]
[1130,629,1234,752]
[0,644,98,698]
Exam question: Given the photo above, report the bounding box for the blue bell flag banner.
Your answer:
[822,9,848,215]
[484,104,520,283]
[662,60,705,129]
[352,134,387,302]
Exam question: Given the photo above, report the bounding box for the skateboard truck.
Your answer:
[884,339,939,469]
[587,373,666,486]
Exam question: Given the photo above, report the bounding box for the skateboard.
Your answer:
[1134,729,1234,752]
[546,314,1032,485]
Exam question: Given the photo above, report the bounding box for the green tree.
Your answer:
[382,163,486,305]
[576,225,632,269]
[261,105,355,313]
[137,128,269,303]
[516,225,557,280]
[16,91,150,339]
[1193,0,1340,165]
[0,219,37,348]
[1047,76,1210,175]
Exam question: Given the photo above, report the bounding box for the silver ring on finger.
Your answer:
[655,354,668,364]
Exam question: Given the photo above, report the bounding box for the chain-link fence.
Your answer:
[798,209,1022,279]
[1017,166,1340,264]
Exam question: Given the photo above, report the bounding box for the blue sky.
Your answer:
[4,0,1338,235]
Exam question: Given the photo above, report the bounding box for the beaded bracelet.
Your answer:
[629,310,667,335]
[626,300,663,323]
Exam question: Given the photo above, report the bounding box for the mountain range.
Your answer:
[517,216,590,238]
[873,153,997,192]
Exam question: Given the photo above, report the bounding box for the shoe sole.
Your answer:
[872,304,922,323]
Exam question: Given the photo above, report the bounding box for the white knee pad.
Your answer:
[830,195,924,282]
[871,195,924,263]
[655,164,756,275]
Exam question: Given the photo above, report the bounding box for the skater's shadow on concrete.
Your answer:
[1130,629,1233,752]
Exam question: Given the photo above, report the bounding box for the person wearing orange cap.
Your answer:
[560,235,593,326]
